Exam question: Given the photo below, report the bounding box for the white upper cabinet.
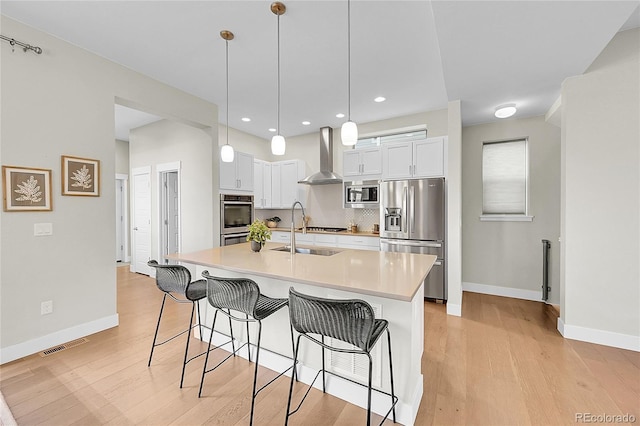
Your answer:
[253,159,305,209]
[343,147,382,180]
[254,159,272,209]
[279,159,306,208]
[220,151,254,193]
[382,136,446,180]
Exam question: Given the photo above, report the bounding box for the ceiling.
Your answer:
[2,1,639,142]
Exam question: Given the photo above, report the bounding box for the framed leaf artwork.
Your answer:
[61,155,100,196]
[2,165,53,212]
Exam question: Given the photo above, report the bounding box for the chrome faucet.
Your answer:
[290,201,307,254]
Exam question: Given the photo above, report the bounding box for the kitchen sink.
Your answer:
[271,246,341,256]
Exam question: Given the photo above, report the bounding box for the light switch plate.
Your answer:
[34,223,53,236]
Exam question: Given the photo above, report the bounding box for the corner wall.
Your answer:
[560,28,639,351]
[0,17,217,363]
[461,116,561,303]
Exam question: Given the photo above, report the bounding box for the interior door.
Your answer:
[132,167,152,275]
[115,179,124,261]
[160,171,179,261]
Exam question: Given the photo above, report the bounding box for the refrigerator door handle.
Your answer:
[434,261,442,266]
[403,186,408,234]
[381,239,442,248]
[410,185,416,236]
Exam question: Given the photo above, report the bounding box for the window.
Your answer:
[354,129,428,149]
[481,138,532,221]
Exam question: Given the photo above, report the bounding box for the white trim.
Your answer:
[446,303,462,317]
[131,166,152,274]
[200,328,417,425]
[463,281,543,302]
[0,314,119,364]
[157,161,181,173]
[557,318,640,352]
[479,215,534,222]
[157,163,182,263]
[115,174,129,263]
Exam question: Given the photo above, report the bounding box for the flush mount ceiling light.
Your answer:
[220,30,235,163]
[271,1,286,156]
[341,0,358,146]
[241,117,251,122]
[495,103,517,118]
[336,113,345,118]
[374,96,386,103]
[302,121,310,125]
[268,128,277,132]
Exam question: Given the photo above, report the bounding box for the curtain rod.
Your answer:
[1,34,42,54]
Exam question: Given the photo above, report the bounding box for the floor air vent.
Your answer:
[39,338,89,357]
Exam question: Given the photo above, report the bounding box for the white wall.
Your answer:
[461,116,561,303]
[221,125,271,161]
[447,100,463,316]
[0,17,218,363]
[130,120,214,262]
[559,28,639,351]
[115,139,130,175]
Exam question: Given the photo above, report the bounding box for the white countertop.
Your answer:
[168,242,435,301]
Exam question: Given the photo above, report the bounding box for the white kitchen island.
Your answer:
[168,242,435,425]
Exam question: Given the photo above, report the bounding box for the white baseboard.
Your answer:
[446,303,462,317]
[463,281,543,302]
[558,317,640,352]
[0,314,119,364]
[200,328,417,425]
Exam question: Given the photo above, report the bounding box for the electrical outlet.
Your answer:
[41,300,53,315]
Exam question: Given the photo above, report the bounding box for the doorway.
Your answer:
[158,162,181,264]
[131,166,152,275]
[115,174,129,262]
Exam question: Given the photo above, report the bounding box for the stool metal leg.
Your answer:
[148,293,168,367]
[249,320,263,426]
[245,313,251,362]
[321,336,326,393]
[285,334,302,426]
[179,301,197,388]
[387,329,397,423]
[367,353,373,426]
[198,309,219,397]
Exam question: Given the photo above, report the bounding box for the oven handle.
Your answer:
[222,232,249,239]
[222,201,254,205]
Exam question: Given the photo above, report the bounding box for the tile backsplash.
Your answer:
[255,184,380,232]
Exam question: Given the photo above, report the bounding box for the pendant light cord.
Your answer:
[225,38,230,146]
[277,13,281,135]
[347,0,351,122]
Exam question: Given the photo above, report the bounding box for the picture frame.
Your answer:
[61,155,100,196]
[2,165,53,212]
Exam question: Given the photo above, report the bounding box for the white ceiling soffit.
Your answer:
[114,105,162,142]
[431,0,639,126]
[2,1,638,138]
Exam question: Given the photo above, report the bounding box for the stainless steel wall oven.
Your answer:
[220,194,253,246]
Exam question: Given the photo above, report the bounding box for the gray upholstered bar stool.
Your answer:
[199,271,295,426]
[285,287,397,426]
[147,260,234,388]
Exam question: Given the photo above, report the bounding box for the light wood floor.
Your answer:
[1,266,638,425]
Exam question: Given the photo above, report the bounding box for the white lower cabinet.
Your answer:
[337,235,380,251]
[270,231,379,251]
[314,234,338,247]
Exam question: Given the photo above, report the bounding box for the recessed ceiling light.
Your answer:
[495,104,517,118]
[268,128,277,132]
[336,113,345,118]
[374,97,386,103]
[241,117,251,122]
[302,121,310,125]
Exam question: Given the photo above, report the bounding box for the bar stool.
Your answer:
[199,271,295,426]
[285,287,397,426]
[147,260,234,388]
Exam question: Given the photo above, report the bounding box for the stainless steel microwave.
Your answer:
[343,180,380,208]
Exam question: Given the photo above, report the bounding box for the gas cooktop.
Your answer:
[303,227,347,233]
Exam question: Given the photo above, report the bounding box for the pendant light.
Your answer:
[341,0,358,146]
[220,30,235,163]
[271,2,286,156]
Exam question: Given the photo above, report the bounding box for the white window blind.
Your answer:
[482,139,528,215]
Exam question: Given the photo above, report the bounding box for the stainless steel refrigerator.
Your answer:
[379,178,446,300]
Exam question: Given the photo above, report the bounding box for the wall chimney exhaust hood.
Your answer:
[298,127,343,185]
